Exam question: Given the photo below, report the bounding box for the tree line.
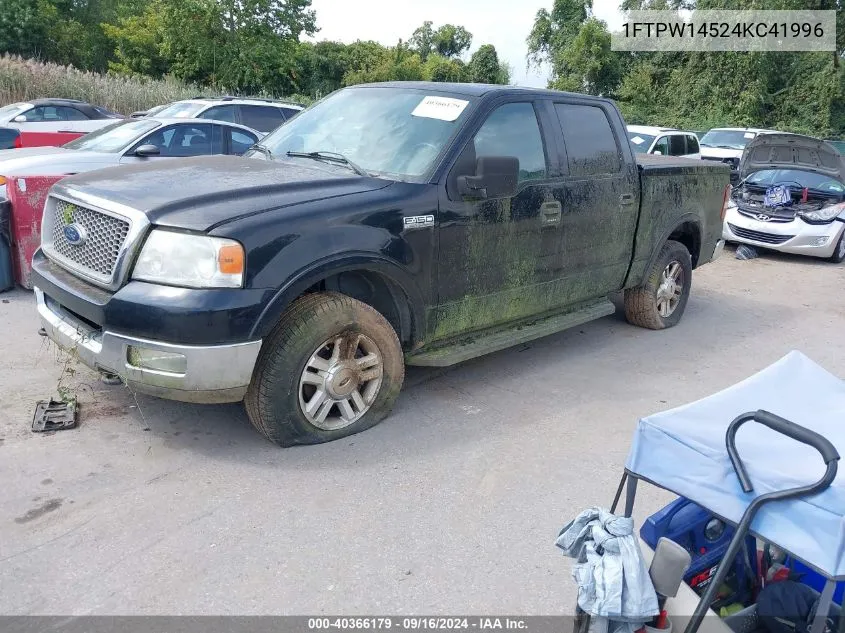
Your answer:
[0,0,510,101]
[528,0,845,137]
[2,0,843,136]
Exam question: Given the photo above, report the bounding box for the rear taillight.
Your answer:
[720,183,731,221]
[12,134,22,149]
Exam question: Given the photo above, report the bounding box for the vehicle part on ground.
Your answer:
[32,398,78,432]
[735,245,760,260]
[624,240,692,329]
[245,292,404,446]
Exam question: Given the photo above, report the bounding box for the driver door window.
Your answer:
[132,124,214,157]
[652,136,670,155]
[473,103,547,182]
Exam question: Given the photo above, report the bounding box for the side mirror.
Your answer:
[652,150,663,156]
[457,156,519,200]
[13,115,26,123]
[134,144,161,157]
[649,537,691,599]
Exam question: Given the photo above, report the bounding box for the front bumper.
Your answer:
[35,287,262,403]
[722,208,845,258]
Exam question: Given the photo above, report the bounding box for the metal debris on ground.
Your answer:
[32,398,78,432]
[735,244,759,260]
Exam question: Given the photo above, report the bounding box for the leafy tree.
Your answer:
[432,24,472,58]
[424,54,469,82]
[0,0,56,59]
[468,44,509,84]
[409,21,436,61]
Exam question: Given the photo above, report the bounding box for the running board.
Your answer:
[406,299,616,367]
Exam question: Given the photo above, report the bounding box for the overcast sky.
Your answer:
[307,0,627,88]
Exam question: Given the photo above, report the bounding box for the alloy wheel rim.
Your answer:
[298,332,383,431]
[656,261,684,318]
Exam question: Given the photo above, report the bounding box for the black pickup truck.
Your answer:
[31,82,730,446]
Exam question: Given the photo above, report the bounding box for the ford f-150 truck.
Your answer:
[31,82,731,447]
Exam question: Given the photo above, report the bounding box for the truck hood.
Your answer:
[0,148,116,176]
[54,155,393,232]
[738,133,845,181]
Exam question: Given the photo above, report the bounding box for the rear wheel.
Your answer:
[244,292,405,447]
[830,231,845,263]
[624,240,693,330]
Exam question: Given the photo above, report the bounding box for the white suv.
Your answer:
[153,97,304,135]
[627,125,701,159]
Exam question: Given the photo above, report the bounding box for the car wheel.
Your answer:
[244,292,405,447]
[624,240,693,330]
[830,230,845,264]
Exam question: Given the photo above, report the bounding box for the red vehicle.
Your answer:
[0,127,85,150]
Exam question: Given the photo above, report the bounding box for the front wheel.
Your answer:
[624,240,693,330]
[244,292,405,447]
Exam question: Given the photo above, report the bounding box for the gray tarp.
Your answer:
[558,507,659,633]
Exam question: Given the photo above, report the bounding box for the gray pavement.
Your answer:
[1,247,844,615]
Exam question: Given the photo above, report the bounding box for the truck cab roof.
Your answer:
[351,81,616,104]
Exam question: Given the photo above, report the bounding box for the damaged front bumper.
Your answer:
[35,287,262,404]
[722,207,845,258]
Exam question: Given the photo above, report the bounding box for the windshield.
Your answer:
[0,103,29,121]
[252,87,475,180]
[700,129,757,150]
[63,119,160,152]
[745,169,845,193]
[825,140,845,154]
[154,102,205,118]
[628,132,657,154]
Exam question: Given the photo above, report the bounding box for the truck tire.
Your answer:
[244,292,405,447]
[624,240,692,330]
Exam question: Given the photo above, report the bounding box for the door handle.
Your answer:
[540,201,562,226]
[620,193,635,205]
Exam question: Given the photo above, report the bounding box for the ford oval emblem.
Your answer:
[63,223,87,246]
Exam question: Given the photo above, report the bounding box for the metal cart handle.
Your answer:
[727,409,840,493]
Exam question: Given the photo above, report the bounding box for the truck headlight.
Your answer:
[132,229,244,288]
[799,202,845,224]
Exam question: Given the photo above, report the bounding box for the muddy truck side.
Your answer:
[31,82,731,446]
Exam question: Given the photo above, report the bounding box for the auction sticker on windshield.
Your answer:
[412,96,469,122]
[631,136,645,145]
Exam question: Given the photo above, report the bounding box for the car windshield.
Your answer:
[63,119,160,152]
[825,140,845,154]
[700,129,756,150]
[252,87,475,181]
[744,169,845,193]
[154,102,205,118]
[0,103,28,121]
[628,132,657,154]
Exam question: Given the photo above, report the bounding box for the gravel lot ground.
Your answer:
[1,246,843,615]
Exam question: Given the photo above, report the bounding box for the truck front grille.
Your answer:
[727,223,793,245]
[48,199,130,281]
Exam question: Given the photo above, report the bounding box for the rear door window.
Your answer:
[555,103,621,176]
[669,134,686,156]
[686,135,700,154]
[198,105,238,124]
[228,128,259,155]
[238,105,285,134]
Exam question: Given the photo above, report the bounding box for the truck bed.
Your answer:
[624,155,730,288]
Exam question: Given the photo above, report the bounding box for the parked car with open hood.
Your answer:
[627,125,700,158]
[0,98,123,135]
[723,133,845,262]
[0,117,260,200]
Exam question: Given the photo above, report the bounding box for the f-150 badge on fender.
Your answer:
[403,215,434,229]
